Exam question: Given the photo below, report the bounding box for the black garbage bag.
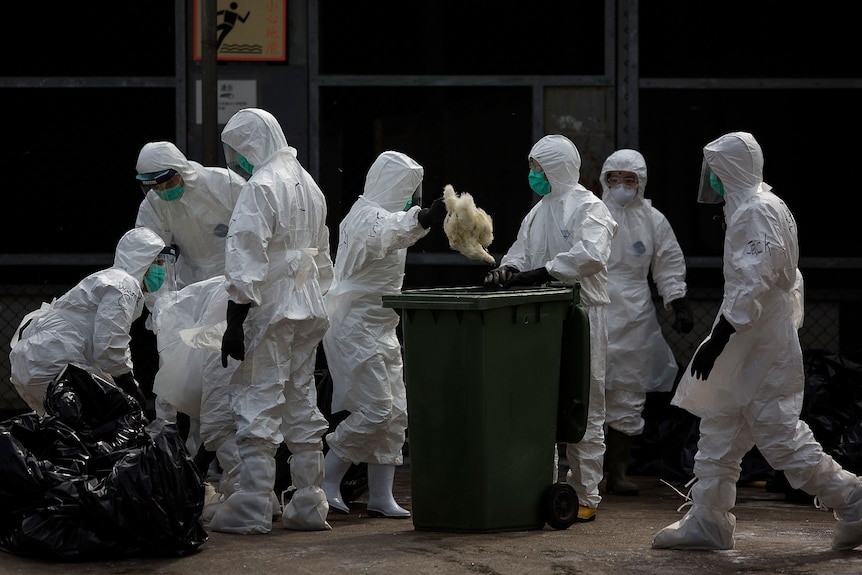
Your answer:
[766,349,862,502]
[631,368,774,486]
[799,349,862,472]
[630,390,699,487]
[0,364,207,561]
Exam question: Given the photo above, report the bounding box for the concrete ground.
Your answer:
[2,467,862,575]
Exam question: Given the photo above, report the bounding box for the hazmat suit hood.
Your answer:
[702,131,767,218]
[600,149,647,206]
[114,227,166,281]
[362,151,424,213]
[221,108,289,168]
[528,135,581,194]
[136,141,203,190]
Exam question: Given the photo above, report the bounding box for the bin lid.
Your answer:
[382,285,575,311]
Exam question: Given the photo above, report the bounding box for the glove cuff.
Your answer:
[712,315,735,342]
[670,297,690,313]
[226,300,251,324]
[532,266,553,284]
[417,208,433,229]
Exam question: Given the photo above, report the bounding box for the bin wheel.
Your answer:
[543,483,577,530]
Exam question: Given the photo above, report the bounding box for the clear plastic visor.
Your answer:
[409,183,423,209]
[224,145,253,180]
[151,247,178,298]
[697,160,724,204]
[136,169,179,195]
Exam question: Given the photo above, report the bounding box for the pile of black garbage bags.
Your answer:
[632,349,862,500]
[0,364,206,561]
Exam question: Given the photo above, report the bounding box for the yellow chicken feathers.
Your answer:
[441,184,495,264]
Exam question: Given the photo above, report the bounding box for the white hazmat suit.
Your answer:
[209,108,334,535]
[498,134,617,517]
[135,140,245,489]
[600,149,691,495]
[321,151,430,518]
[10,227,165,414]
[653,131,862,551]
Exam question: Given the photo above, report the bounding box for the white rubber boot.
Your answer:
[281,450,331,531]
[322,450,352,514]
[652,477,736,550]
[366,463,410,518]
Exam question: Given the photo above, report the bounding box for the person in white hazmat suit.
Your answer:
[148,276,250,522]
[484,134,618,523]
[652,131,862,551]
[10,227,166,415]
[135,141,246,506]
[599,149,694,496]
[135,140,245,291]
[135,141,245,429]
[211,108,335,534]
[320,151,447,518]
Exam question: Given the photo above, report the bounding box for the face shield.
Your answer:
[224,145,254,180]
[404,182,423,211]
[696,160,725,204]
[144,245,178,301]
[136,169,184,201]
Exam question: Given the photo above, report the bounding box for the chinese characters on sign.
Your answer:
[194,0,286,62]
[195,80,258,124]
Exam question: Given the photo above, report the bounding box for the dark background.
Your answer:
[3,0,858,277]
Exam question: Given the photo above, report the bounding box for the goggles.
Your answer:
[606,174,638,188]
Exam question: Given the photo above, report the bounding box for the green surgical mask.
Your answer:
[238,153,254,175]
[709,171,725,197]
[144,264,166,292]
[156,183,184,201]
[404,199,413,211]
[529,170,551,196]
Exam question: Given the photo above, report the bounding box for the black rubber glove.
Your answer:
[484,265,518,287]
[670,297,694,334]
[222,300,251,367]
[502,266,553,288]
[113,371,146,407]
[417,197,448,229]
[690,315,735,380]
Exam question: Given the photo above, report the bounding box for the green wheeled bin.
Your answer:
[381,284,590,533]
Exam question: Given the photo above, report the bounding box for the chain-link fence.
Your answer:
[658,287,843,369]
[0,282,853,413]
[1,284,68,412]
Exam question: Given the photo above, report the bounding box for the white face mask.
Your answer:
[609,185,637,206]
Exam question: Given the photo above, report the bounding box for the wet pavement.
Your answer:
[2,468,862,575]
